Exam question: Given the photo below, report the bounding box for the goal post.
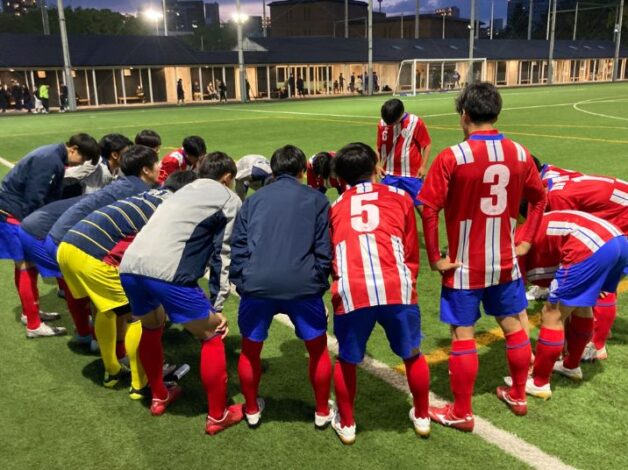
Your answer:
[394,58,487,96]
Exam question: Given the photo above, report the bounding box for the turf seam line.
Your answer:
[0,157,15,169]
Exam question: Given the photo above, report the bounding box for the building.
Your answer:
[204,2,219,26]
[166,0,206,32]
[2,0,37,16]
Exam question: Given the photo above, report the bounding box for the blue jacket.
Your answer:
[49,176,150,244]
[0,143,67,221]
[21,196,84,240]
[229,174,332,300]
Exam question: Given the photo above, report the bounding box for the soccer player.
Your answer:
[57,171,198,398]
[328,143,430,445]
[48,145,160,386]
[134,129,162,154]
[120,153,243,435]
[419,83,547,429]
[511,211,627,398]
[230,145,334,430]
[234,154,272,201]
[377,98,432,208]
[306,151,346,195]
[157,135,206,184]
[0,134,99,337]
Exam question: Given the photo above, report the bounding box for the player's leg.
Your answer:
[123,313,148,398]
[586,292,617,360]
[14,260,42,331]
[57,277,91,339]
[559,306,593,375]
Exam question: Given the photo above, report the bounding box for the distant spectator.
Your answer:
[219,80,228,103]
[373,71,379,92]
[22,85,33,113]
[288,73,295,97]
[245,79,251,101]
[38,84,50,113]
[350,73,356,93]
[206,81,217,100]
[0,84,8,113]
[296,76,304,97]
[136,85,145,103]
[12,80,23,111]
[452,70,461,88]
[177,78,185,105]
[339,73,345,92]
[192,81,201,101]
[59,83,68,113]
[333,80,339,93]
[356,75,363,95]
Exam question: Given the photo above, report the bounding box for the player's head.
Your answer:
[163,170,198,192]
[311,152,334,180]
[65,133,100,166]
[271,145,307,178]
[197,151,237,187]
[531,155,543,172]
[99,133,133,170]
[119,145,160,185]
[135,129,162,153]
[381,98,405,125]
[334,142,378,186]
[455,82,502,133]
[182,136,207,165]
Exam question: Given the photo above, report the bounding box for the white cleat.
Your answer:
[504,376,552,400]
[526,285,549,301]
[314,400,336,429]
[553,361,583,382]
[21,310,61,325]
[331,413,356,445]
[581,342,607,362]
[26,322,67,338]
[409,407,431,437]
[244,398,265,427]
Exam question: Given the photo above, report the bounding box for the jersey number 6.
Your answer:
[351,193,380,232]
[481,164,510,216]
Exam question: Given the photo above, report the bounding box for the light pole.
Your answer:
[367,0,373,96]
[414,0,420,39]
[548,0,557,84]
[468,0,475,84]
[345,0,349,38]
[162,0,168,36]
[56,0,76,111]
[613,0,625,82]
[40,0,50,35]
[528,0,534,40]
[573,1,579,40]
[263,0,267,37]
[490,0,494,40]
[234,1,249,103]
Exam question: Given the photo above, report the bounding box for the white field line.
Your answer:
[0,156,15,168]
[227,286,574,470]
[572,97,628,122]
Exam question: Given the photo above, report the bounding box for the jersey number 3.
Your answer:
[351,193,380,232]
[481,164,510,216]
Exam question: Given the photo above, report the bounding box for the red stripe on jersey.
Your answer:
[376,113,431,178]
[330,183,418,314]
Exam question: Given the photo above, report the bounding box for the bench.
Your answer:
[116,96,144,104]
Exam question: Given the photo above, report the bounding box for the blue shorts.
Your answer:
[381,175,423,206]
[549,236,628,307]
[334,304,422,364]
[441,278,528,327]
[0,220,24,261]
[238,296,327,342]
[18,229,61,278]
[120,274,213,324]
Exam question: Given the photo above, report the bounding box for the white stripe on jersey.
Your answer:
[356,182,373,194]
[453,219,472,289]
[400,114,418,177]
[171,151,185,165]
[546,221,606,253]
[391,235,412,304]
[335,241,354,313]
[359,233,387,306]
[513,142,527,162]
[485,217,502,286]
[486,139,505,162]
[387,185,407,197]
[610,188,628,206]
[572,175,615,184]
[385,124,401,175]
[510,218,521,281]
[451,141,474,165]
[552,210,623,237]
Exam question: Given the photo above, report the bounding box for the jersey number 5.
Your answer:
[481,164,510,215]
[351,193,380,232]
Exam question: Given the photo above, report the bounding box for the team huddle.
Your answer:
[0,82,626,444]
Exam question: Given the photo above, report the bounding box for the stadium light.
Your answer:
[143,8,163,34]
[233,1,249,103]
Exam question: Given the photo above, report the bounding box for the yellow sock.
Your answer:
[95,310,120,376]
[125,320,147,390]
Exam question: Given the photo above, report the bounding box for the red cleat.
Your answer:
[496,386,528,416]
[205,404,244,435]
[150,384,182,416]
[428,404,474,432]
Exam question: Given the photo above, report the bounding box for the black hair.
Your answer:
[163,170,198,192]
[270,145,307,177]
[182,136,207,158]
[134,129,162,149]
[333,142,377,186]
[99,134,133,161]
[197,151,237,180]
[119,145,158,177]
[531,155,543,172]
[66,133,100,165]
[381,98,405,125]
[455,82,502,124]
[311,152,333,180]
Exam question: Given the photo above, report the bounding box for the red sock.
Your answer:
[200,335,228,420]
[238,338,263,414]
[505,329,531,400]
[592,294,617,350]
[533,327,564,387]
[15,267,40,330]
[404,354,430,418]
[139,326,167,400]
[116,340,126,359]
[305,335,332,416]
[563,316,593,369]
[57,278,91,336]
[449,339,478,417]
[334,360,357,427]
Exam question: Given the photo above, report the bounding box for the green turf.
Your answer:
[1,83,627,470]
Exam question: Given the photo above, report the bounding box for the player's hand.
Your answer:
[515,241,532,257]
[214,312,229,339]
[417,165,427,179]
[430,256,462,274]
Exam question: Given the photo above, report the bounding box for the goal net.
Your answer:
[394,58,487,96]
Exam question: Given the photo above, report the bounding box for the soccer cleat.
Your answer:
[129,385,151,401]
[90,339,100,353]
[409,407,431,437]
[496,386,528,416]
[525,285,549,301]
[21,310,61,325]
[72,333,93,345]
[244,398,265,427]
[205,404,244,435]
[504,376,552,400]
[314,400,336,429]
[428,404,474,432]
[331,413,356,445]
[26,322,67,338]
[553,360,583,381]
[150,383,182,416]
[103,364,130,388]
[581,342,608,362]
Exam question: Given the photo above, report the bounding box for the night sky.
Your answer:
[60,0,508,22]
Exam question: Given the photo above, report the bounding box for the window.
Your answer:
[496,61,507,85]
